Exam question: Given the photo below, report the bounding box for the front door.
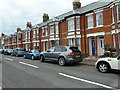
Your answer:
[98,38,104,56]
[91,39,95,56]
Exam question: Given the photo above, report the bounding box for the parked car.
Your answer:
[0,49,4,54]
[95,52,120,73]
[4,49,13,55]
[24,50,41,60]
[40,46,82,66]
[11,48,26,57]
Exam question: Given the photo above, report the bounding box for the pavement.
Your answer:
[81,56,99,66]
[2,54,119,89]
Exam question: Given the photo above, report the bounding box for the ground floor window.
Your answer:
[119,33,120,49]
[113,34,116,48]
[26,44,30,51]
[45,41,48,51]
[56,40,59,46]
[76,38,81,50]
[68,38,75,46]
[50,40,55,47]
[34,43,39,49]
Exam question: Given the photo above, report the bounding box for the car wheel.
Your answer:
[16,54,18,57]
[31,56,34,60]
[23,55,26,58]
[58,57,66,66]
[98,63,110,73]
[40,55,44,62]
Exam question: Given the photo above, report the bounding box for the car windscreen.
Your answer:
[18,49,26,51]
[34,50,41,53]
[69,47,80,52]
[112,52,120,58]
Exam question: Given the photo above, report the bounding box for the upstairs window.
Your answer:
[88,15,94,28]
[42,28,45,37]
[96,12,103,27]
[45,28,48,36]
[76,17,80,30]
[50,25,54,35]
[56,24,58,34]
[68,18,74,31]
[112,8,115,23]
[118,4,120,21]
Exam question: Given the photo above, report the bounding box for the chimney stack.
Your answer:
[73,0,81,10]
[43,13,49,22]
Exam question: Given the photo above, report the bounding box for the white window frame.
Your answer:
[68,17,75,31]
[76,38,81,50]
[96,12,103,27]
[112,7,115,23]
[76,17,80,30]
[88,14,94,29]
[42,27,45,37]
[45,28,48,36]
[50,25,54,35]
[56,24,59,34]
[68,38,75,46]
[119,33,120,49]
[117,4,120,22]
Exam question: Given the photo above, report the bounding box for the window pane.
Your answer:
[118,4,120,21]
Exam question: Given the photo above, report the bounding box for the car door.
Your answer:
[44,47,55,60]
[28,51,33,58]
[53,46,62,61]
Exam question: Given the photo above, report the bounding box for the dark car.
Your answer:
[40,46,83,66]
[24,50,41,60]
[11,48,26,57]
[4,49,13,55]
[0,49,4,54]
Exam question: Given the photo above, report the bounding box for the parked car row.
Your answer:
[1,46,120,73]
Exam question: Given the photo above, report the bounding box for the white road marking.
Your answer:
[4,58,13,62]
[19,61,39,69]
[59,73,114,89]
[0,86,1,90]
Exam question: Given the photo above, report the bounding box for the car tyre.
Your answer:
[58,57,66,66]
[16,54,18,57]
[98,63,110,73]
[40,55,44,62]
[31,56,34,60]
[23,55,26,59]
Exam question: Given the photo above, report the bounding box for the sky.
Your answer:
[0,0,99,35]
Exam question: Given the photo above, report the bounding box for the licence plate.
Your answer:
[36,54,39,55]
[76,55,80,58]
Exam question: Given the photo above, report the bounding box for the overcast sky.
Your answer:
[0,0,99,35]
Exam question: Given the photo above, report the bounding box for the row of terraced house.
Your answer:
[1,0,120,56]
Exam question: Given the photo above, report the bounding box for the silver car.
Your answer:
[11,48,26,57]
[40,46,82,66]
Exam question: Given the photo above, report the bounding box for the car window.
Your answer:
[29,51,32,53]
[62,47,67,52]
[69,47,80,52]
[34,50,40,53]
[49,47,55,52]
[54,47,62,52]
[112,52,120,58]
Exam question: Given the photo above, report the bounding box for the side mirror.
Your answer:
[117,56,120,60]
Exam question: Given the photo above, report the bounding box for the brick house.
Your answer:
[1,0,120,56]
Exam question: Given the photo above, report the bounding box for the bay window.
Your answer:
[68,38,75,46]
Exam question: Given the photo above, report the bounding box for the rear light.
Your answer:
[68,53,74,56]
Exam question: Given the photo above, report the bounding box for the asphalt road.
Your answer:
[1,54,120,89]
